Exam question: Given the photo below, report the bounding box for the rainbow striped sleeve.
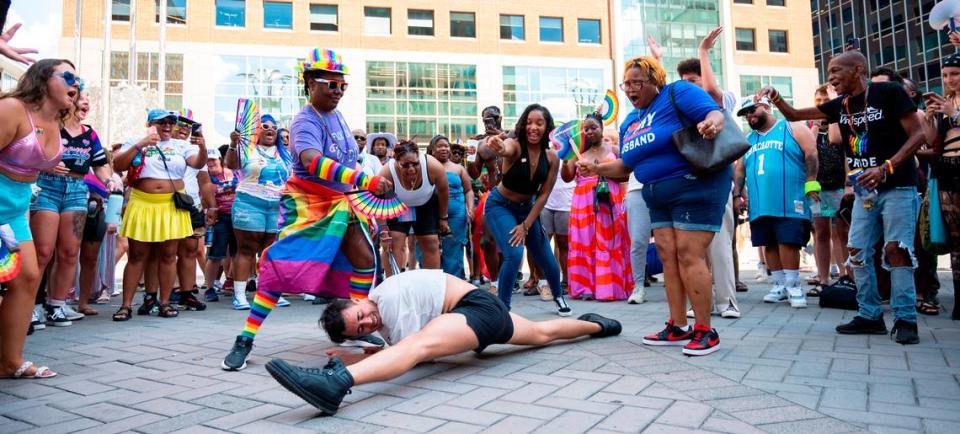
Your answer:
[309,155,374,190]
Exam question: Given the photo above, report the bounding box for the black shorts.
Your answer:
[208,214,237,260]
[189,207,206,230]
[82,207,107,243]
[451,289,514,351]
[750,216,811,247]
[387,193,439,235]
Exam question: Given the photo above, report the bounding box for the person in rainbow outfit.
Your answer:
[221,49,392,371]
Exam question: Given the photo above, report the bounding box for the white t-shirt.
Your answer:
[545,176,576,212]
[360,153,384,177]
[184,166,208,208]
[121,138,197,181]
[369,269,446,345]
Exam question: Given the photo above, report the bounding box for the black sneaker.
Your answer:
[265,358,354,415]
[138,293,158,316]
[642,320,694,346]
[222,335,254,371]
[555,296,572,317]
[836,315,887,335]
[578,313,622,338]
[682,326,720,356]
[178,291,207,311]
[890,319,919,345]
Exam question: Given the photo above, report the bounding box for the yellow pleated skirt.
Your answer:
[120,189,193,242]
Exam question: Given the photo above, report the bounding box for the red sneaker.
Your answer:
[682,324,720,356]
[642,320,694,346]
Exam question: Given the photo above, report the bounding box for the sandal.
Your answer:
[917,299,941,316]
[806,285,823,297]
[0,361,57,379]
[77,306,99,316]
[158,303,179,318]
[112,306,132,322]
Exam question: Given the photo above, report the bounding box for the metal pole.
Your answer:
[158,0,167,108]
[101,0,112,145]
[128,0,137,86]
[74,0,82,66]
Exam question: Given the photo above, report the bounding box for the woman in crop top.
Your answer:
[481,103,570,316]
[31,91,112,324]
[0,59,78,379]
[111,109,208,321]
[377,140,449,273]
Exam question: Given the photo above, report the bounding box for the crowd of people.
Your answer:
[1,24,959,385]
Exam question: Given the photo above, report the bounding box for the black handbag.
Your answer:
[156,145,196,211]
[668,85,750,174]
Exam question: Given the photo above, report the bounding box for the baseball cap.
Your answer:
[736,97,771,117]
[147,109,177,123]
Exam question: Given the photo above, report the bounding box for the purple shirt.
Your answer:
[290,105,360,192]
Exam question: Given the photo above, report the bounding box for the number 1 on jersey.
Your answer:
[757,154,765,176]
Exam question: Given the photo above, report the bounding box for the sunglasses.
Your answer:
[60,71,86,92]
[261,124,277,131]
[354,135,366,141]
[399,161,420,169]
[313,78,349,92]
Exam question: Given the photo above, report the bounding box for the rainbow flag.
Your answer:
[600,89,619,125]
[0,224,21,283]
[256,176,374,299]
[549,120,584,161]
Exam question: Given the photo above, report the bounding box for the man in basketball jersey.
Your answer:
[734,97,821,309]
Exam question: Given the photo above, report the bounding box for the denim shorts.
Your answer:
[31,173,89,214]
[232,192,280,234]
[208,214,237,260]
[641,167,732,232]
[813,188,844,218]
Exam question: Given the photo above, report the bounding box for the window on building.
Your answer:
[735,28,756,51]
[1,72,17,92]
[366,61,478,139]
[450,12,475,38]
[540,17,563,42]
[500,15,525,41]
[842,6,852,23]
[502,66,604,125]
[734,0,753,4]
[577,19,601,44]
[155,0,187,25]
[215,0,245,27]
[812,20,819,36]
[365,7,391,35]
[112,0,130,21]
[769,30,788,53]
[408,10,434,36]
[213,55,304,140]
[263,2,292,29]
[110,51,185,110]
[740,75,793,113]
[767,0,786,6]
[310,4,337,31]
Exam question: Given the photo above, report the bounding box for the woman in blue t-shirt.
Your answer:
[578,56,730,357]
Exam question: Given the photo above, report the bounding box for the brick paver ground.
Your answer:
[2,271,959,433]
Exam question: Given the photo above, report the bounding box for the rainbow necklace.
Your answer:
[843,86,869,156]
[35,127,44,136]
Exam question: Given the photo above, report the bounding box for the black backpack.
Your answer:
[819,282,858,311]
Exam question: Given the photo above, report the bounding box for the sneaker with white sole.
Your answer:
[763,285,788,303]
[341,334,385,348]
[31,304,46,331]
[720,302,741,318]
[538,283,554,301]
[686,304,719,318]
[788,286,807,308]
[61,303,85,321]
[756,262,769,282]
[276,296,291,307]
[302,294,316,302]
[555,296,572,316]
[47,306,73,327]
[627,287,646,304]
[232,291,251,310]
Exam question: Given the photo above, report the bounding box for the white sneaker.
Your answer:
[232,291,251,310]
[686,304,719,318]
[538,283,554,301]
[60,304,85,321]
[763,285,788,303]
[276,296,290,307]
[47,306,73,327]
[302,294,316,302]
[627,287,646,304]
[31,305,46,330]
[720,302,741,318]
[756,263,769,282]
[788,286,807,308]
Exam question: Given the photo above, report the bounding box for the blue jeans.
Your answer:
[441,193,468,279]
[847,187,919,322]
[484,188,562,309]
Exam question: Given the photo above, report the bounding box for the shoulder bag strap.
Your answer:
[154,144,180,191]
[668,84,693,128]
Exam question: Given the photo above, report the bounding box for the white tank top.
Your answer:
[388,154,435,207]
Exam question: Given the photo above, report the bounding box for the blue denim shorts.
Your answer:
[641,167,732,232]
[31,173,89,214]
[208,214,237,260]
[232,192,280,234]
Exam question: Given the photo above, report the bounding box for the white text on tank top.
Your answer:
[389,154,435,207]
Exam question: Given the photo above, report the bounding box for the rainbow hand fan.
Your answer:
[599,89,619,125]
[548,120,584,161]
[0,224,21,283]
[235,98,261,167]
[345,190,409,219]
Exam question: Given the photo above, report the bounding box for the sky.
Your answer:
[8,0,63,61]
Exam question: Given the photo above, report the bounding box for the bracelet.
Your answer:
[773,94,784,103]
[804,180,822,195]
[439,216,449,220]
[884,160,895,175]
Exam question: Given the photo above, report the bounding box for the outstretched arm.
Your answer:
[757,86,828,121]
[698,27,724,106]
[300,148,390,194]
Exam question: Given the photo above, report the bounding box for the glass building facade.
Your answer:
[211,56,304,135]
[619,0,724,84]
[502,66,605,126]
[812,0,947,92]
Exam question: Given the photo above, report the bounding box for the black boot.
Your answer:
[266,358,354,415]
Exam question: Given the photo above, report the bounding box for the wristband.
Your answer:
[884,160,895,175]
[773,94,783,103]
[804,180,822,195]
[366,175,381,193]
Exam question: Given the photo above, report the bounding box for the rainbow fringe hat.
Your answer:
[297,48,349,76]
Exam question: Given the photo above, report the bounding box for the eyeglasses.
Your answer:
[60,71,85,92]
[399,161,420,169]
[261,124,277,131]
[619,79,650,91]
[354,135,366,141]
[313,78,349,92]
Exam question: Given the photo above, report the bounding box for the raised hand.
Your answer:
[0,24,37,65]
[646,34,663,61]
[699,27,723,53]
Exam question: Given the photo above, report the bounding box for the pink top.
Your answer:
[0,103,63,178]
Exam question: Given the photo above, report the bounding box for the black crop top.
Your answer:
[501,143,549,195]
